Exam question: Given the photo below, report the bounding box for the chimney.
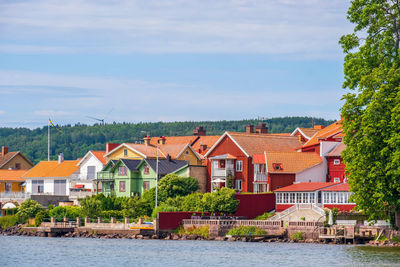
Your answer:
[193,126,206,136]
[1,146,8,157]
[106,143,120,153]
[245,125,254,134]
[200,144,207,152]
[58,153,64,164]
[158,136,166,145]
[314,125,325,130]
[143,135,151,146]
[166,154,171,161]
[256,123,268,134]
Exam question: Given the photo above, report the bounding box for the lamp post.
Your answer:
[155,145,159,209]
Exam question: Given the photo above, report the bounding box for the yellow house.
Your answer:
[0,169,27,193]
[0,146,34,170]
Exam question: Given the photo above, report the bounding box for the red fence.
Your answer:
[234,193,275,218]
[158,193,276,230]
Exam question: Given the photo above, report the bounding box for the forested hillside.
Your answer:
[0,117,335,163]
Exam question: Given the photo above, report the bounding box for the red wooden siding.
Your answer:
[327,157,346,183]
[268,173,295,191]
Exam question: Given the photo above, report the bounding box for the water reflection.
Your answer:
[345,246,400,265]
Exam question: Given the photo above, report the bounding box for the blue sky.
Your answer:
[0,0,352,128]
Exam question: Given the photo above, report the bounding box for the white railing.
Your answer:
[269,205,297,221]
[254,173,268,182]
[211,166,234,177]
[0,192,31,200]
[312,204,326,216]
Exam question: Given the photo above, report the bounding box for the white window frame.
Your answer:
[333,159,340,165]
[236,160,243,172]
[333,177,340,183]
[235,179,242,191]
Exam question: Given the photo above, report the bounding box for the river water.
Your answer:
[1,236,400,266]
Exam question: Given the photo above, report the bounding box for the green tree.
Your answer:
[339,0,400,228]
[80,197,102,218]
[16,199,42,222]
[122,197,151,218]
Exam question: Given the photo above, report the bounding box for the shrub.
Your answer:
[254,212,275,220]
[181,193,203,212]
[227,226,267,236]
[0,215,19,229]
[122,196,151,218]
[177,225,209,238]
[290,231,304,241]
[151,204,179,218]
[80,197,102,218]
[49,206,82,221]
[101,210,124,219]
[34,210,49,227]
[16,199,42,222]
[391,236,400,243]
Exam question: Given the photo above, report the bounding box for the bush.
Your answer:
[34,210,49,227]
[16,199,42,222]
[227,226,267,236]
[181,193,203,212]
[0,215,19,229]
[151,204,179,218]
[122,196,152,218]
[101,210,124,219]
[290,231,304,241]
[391,236,400,243]
[254,212,275,220]
[49,206,82,221]
[80,197,102,218]
[206,187,239,213]
[177,225,209,238]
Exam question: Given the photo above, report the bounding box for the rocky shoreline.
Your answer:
[1,225,400,246]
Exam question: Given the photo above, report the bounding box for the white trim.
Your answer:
[104,143,147,158]
[77,151,105,166]
[204,132,250,158]
[290,128,311,140]
[176,144,202,161]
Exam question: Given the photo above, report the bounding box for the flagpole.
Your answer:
[155,145,159,209]
[48,119,50,161]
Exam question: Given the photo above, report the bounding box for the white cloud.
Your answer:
[0,0,352,58]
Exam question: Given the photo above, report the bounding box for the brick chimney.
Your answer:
[193,126,206,136]
[158,136,166,145]
[106,143,120,153]
[314,125,325,130]
[256,123,268,134]
[200,144,207,152]
[1,146,8,157]
[58,153,64,164]
[245,125,254,134]
[143,135,151,146]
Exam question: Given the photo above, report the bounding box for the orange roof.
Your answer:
[227,132,303,155]
[326,143,347,157]
[321,183,350,191]
[0,170,27,181]
[274,182,337,192]
[23,160,80,178]
[253,154,266,164]
[158,144,188,158]
[296,128,320,139]
[192,135,221,156]
[266,152,322,173]
[91,151,107,165]
[303,119,343,148]
[149,136,198,146]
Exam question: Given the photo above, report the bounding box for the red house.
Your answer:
[274,182,355,212]
[204,124,302,192]
[325,142,347,183]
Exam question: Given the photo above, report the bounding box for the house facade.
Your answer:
[274,182,355,212]
[23,154,79,196]
[0,169,27,195]
[0,146,34,170]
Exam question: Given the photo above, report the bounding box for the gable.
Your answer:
[107,145,144,160]
[207,135,248,158]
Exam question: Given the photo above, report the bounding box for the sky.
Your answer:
[0,0,353,128]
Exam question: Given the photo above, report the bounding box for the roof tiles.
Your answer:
[23,160,80,178]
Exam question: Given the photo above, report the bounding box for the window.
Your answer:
[87,166,96,180]
[332,192,337,203]
[185,151,189,155]
[236,160,243,172]
[333,159,340,165]
[15,163,21,170]
[144,164,150,174]
[143,181,150,191]
[297,193,302,203]
[334,177,340,183]
[272,163,282,171]
[289,193,295,204]
[119,181,126,192]
[32,180,44,194]
[303,192,308,203]
[118,166,127,176]
[235,180,242,191]
[338,192,344,203]
[219,160,225,169]
[283,193,289,203]
[123,149,128,156]
[277,193,282,204]
[5,183,12,193]
[310,192,315,203]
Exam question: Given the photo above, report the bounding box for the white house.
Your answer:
[73,151,106,196]
[23,154,79,196]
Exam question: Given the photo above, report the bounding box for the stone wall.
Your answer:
[31,195,70,207]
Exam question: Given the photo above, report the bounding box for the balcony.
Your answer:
[97,172,114,180]
[254,172,268,182]
[211,163,234,178]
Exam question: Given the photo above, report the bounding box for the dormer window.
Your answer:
[273,163,283,171]
[334,159,340,165]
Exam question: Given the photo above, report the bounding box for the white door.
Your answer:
[54,180,67,195]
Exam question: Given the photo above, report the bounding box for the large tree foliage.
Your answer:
[339,0,400,228]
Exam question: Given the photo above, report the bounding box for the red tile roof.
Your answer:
[91,151,107,165]
[253,154,266,164]
[0,170,27,181]
[192,135,221,155]
[326,143,347,157]
[149,136,198,146]
[266,152,322,173]
[303,119,343,148]
[274,182,337,192]
[321,183,350,191]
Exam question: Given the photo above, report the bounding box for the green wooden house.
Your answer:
[96,158,189,197]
